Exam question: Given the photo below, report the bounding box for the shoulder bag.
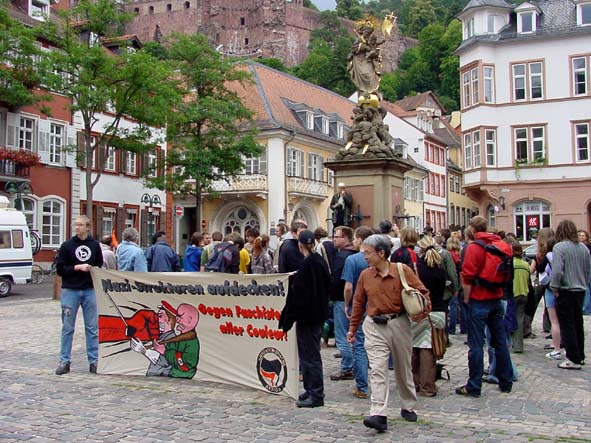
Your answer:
[396,262,428,317]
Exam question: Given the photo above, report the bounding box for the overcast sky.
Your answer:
[312,0,336,10]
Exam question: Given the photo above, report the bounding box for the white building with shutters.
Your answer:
[457,0,591,240]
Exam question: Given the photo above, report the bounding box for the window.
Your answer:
[305,112,313,130]
[244,38,249,45]
[41,199,63,247]
[513,64,526,101]
[49,123,64,164]
[125,209,137,229]
[514,126,546,163]
[519,12,534,33]
[471,68,479,104]
[455,176,460,194]
[147,150,157,177]
[473,130,481,167]
[244,150,267,175]
[404,177,411,199]
[126,151,137,175]
[148,6,154,14]
[515,128,528,162]
[514,201,550,241]
[464,132,472,169]
[30,0,49,20]
[336,122,344,140]
[102,208,115,237]
[531,127,545,160]
[485,129,496,166]
[466,17,475,38]
[0,231,10,248]
[572,57,588,95]
[167,3,172,11]
[484,66,494,103]
[19,117,35,151]
[449,176,455,193]
[575,123,590,162]
[487,205,496,228]
[462,71,471,108]
[105,146,116,171]
[287,148,304,177]
[322,117,329,135]
[487,15,495,33]
[12,230,24,248]
[578,3,591,25]
[19,197,36,229]
[240,17,245,25]
[530,62,543,99]
[512,61,544,101]
[308,153,323,181]
[184,1,190,9]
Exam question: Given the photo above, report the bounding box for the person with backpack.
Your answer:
[390,227,419,273]
[200,231,223,272]
[204,235,239,274]
[456,216,513,398]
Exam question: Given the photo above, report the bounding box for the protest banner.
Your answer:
[91,268,298,399]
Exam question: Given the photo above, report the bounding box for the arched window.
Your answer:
[487,204,496,228]
[184,1,190,8]
[148,6,154,14]
[223,207,260,238]
[19,197,36,229]
[514,200,550,241]
[41,199,64,247]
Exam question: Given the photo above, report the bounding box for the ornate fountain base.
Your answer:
[325,157,413,228]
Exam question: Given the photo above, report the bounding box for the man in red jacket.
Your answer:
[456,216,513,398]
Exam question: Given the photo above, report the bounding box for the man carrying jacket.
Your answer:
[456,216,513,398]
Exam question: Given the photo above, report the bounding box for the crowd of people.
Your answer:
[54,214,591,434]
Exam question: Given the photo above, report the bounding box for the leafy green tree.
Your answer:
[257,58,289,72]
[0,3,50,109]
[292,11,355,96]
[336,0,364,20]
[148,34,261,229]
[303,0,319,10]
[43,0,180,221]
[406,0,438,37]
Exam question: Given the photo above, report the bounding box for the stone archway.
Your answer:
[291,202,319,229]
[210,200,267,238]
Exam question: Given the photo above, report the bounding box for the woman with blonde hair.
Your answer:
[390,226,419,272]
[411,235,447,397]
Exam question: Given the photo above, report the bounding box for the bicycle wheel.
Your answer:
[30,231,42,255]
[31,264,44,284]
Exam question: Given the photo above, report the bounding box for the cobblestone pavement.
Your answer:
[1,280,590,442]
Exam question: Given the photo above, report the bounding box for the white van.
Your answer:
[0,196,32,296]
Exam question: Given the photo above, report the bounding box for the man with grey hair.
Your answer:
[330,183,353,227]
[347,234,430,432]
[117,227,148,272]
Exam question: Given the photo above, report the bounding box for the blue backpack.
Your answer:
[205,243,233,272]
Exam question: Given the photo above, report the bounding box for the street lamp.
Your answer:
[4,181,33,211]
[141,193,162,245]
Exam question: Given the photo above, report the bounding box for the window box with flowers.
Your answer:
[0,147,40,177]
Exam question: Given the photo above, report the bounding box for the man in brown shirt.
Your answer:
[347,234,430,432]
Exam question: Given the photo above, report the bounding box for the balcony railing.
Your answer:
[287,176,329,199]
[0,160,30,178]
[210,174,268,193]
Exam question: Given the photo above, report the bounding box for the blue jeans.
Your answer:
[448,295,459,334]
[485,301,519,383]
[352,321,368,393]
[460,299,469,334]
[60,288,98,365]
[583,284,591,315]
[333,301,353,372]
[467,299,513,395]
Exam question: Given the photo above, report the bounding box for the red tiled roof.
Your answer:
[230,62,356,134]
[394,91,446,113]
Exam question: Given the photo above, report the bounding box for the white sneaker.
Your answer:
[545,350,562,360]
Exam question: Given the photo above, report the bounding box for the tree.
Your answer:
[43,0,180,222]
[292,11,355,97]
[257,58,289,72]
[0,2,50,109]
[148,34,261,231]
[336,0,364,20]
[406,0,438,38]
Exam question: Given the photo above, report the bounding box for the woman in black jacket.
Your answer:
[279,230,330,408]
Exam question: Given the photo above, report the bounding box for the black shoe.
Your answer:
[499,385,512,393]
[363,415,387,431]
[545,334,552,340]
[55,362,70,375]
[298,392,309,401]
[330,370,354,381]
[401,409,417,422]
[89,363,97,374]
[455,385,480,398]
[296,397,324,408]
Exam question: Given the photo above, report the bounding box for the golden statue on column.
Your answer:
[337,13,400,160]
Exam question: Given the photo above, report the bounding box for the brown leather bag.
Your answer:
[430,321,447,361]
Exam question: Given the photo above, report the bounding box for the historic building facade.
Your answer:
[457,0,591,240]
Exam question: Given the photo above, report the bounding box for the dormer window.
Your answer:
[336,122,344,139]
[519,12,534,33]
[465,17,475,38]
[30,0,49,20]
[321,116,329,135]
[577,2,591,26]
[305,111,313,130]
[487,15,495,33]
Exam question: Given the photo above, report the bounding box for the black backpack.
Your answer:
[205,243,233,272]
